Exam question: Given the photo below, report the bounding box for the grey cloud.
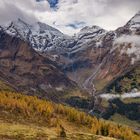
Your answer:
[0,0,140,34]
[0,0,51,25]
[0,3,36,24]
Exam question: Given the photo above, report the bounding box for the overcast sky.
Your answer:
[0,0,140,35]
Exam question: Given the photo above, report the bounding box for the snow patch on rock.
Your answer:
[1,19,75,53]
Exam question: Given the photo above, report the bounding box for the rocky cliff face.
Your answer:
[0,30,78,101]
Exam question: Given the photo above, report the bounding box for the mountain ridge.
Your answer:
[0,11,140,134]
[0,11,140,95]
[0,29,86,102]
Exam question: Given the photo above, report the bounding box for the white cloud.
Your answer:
[114,35,140,64]
[0,0,50,24]
[115,35,140,46]
[0,0,140,35]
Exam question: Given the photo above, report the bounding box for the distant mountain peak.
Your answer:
[126,11,140,28]
[1,19,74,52]
[76,25,107,42]
[8,19,61,33]
[0,12,140,96]
[80,25,106,33]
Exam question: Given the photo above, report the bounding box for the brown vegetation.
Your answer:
[0,91,139,140]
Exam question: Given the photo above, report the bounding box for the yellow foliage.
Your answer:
[0,91,139,140]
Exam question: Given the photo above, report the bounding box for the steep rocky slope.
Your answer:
[0,30,80,102]
[1,12,140,95]
[1,18,75,53]
[93,11,140,93]
[56,11,140,95]
[64,11,140,94]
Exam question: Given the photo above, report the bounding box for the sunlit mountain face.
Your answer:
[36,0,58,8]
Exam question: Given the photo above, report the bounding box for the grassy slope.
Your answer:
[0,82,139,139]
[0,93,116,140]
[0,120,116,140]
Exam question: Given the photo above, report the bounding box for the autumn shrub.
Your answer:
[0,91,139,140]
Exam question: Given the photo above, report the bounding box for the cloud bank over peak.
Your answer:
[0,0,140,35]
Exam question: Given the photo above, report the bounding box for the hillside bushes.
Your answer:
[0,91,139,140]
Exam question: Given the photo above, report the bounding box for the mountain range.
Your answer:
[1,11,140,95]
[0,11,140,133]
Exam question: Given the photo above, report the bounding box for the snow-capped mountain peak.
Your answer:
[77,25,106,39]
[4,18,31,38]
[4,18,63,38]
[80,25,106,33]
[70,25,107,51]
[2,19,74,52]
[130,11,140,23]
[1,11,139,55]
[126,11,140,30]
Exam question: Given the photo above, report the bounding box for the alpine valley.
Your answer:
[0,10,140,140]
